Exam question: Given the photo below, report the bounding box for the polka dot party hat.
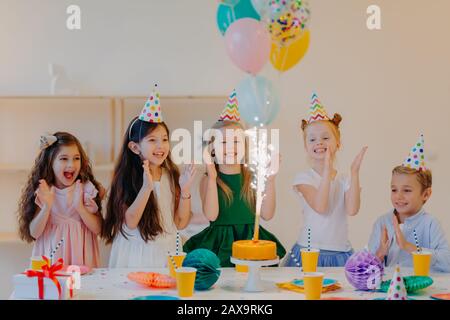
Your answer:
[218,89,240,122]
[387,265,407,300]
[402,134,426,171]
[139,85,163,123]
[307,92,330,123]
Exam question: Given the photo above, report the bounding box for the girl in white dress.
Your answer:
[103,88,196,268]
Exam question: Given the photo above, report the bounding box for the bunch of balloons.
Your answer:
[216,0,311,126]
[217,0,311,74]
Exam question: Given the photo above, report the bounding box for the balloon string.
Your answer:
[280,43,290,72]
[250,75,264,124]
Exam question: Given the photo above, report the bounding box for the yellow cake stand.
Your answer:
[230,257,280,292]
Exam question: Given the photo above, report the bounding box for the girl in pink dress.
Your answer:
[18,132,104,268]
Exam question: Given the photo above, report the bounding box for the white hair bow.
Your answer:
[39,134,57,150]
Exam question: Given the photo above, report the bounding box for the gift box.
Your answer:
[12,257,76,300]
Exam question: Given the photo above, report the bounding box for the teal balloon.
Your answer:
[182,249,221,291]
[217,0,260,35]
[236,75,280,126]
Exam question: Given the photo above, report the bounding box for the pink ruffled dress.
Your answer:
[31,181,101,268]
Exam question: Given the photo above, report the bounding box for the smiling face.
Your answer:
[52,144,81,188]
[304,121,340,161]
[212,123,246,165]
[130,124,170,166]
[391,172,432,217]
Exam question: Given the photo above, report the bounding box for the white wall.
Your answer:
[1,0,450,252]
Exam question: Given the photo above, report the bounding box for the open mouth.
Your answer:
[314,147,327,154]
[63,171,75,180]
[153,151,165,158]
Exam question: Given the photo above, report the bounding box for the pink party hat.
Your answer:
[218,90,240,122]
[139,85,163,123]
[387,265,407,300]
[307,92,330,123]
[402,134,426,171]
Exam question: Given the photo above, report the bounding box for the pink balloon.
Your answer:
[224,18,271,75]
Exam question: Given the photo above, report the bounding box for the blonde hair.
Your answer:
[207,121,255,209]
[392,165,432,191]
[300,113,343,145]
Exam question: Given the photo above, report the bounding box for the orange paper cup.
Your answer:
[303,272,324,300]
[167,252,186,278]
[412,250,432,276]
[175,267,197,298]
[300,248,320,272]
[30,256,49,271]
[235,264,249,272]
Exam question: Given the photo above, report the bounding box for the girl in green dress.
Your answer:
[183,94,286,267]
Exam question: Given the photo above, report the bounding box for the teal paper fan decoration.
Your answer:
[380,276,433,293]
[182,249,221,290]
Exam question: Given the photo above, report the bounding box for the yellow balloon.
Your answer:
[270,30,310,72]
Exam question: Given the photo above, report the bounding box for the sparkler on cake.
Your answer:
[232,128,277,261]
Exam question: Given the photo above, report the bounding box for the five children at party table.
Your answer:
[17,88,450,272]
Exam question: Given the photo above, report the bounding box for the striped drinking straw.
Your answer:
[307,228,311,252]
[49,238,64,264]
[167,251,178,271]
[413,229,421,252]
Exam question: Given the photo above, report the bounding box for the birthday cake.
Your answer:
[232,240,277,260]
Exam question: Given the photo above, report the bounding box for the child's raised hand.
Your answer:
[376,224,391,260]
[351,146,368,175]
[98,183,107,200]
[35,179,55,209]
[203,147,217,180]
[267,153,281,181]
[179,164,197,193]
[391,214,416,253]
[142,160,154,191]
[324,146,335,175]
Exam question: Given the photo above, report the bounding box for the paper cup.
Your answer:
[30,256,49,270]
[300,248,320,272]
[175,267,197,298]
[303,272,324,300]
[235,264,248,272]
[167,252,186,278]
[412,250,432,276]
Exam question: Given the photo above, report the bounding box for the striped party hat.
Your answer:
[402,134,426,171]
[307,92,330,123]
[139,85,163,123]
[218,89,240,122]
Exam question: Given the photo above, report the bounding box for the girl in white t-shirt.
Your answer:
[284,92,367,267]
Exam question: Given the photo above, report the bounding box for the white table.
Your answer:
[69,267,450,300]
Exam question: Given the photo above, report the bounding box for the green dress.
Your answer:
[183,172,286,267]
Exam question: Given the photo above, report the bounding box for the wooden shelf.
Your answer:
[0,232,22,242]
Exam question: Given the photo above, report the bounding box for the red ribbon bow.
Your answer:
[25,256,72,300]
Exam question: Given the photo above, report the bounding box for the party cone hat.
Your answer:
[307,92,330,123]
[387,265,407,300]
[402,134,426,171]
[218,89,240,122]
[139,85,163,123]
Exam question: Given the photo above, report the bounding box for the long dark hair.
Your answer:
[18,132,103,242]
[102,117,180,244]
